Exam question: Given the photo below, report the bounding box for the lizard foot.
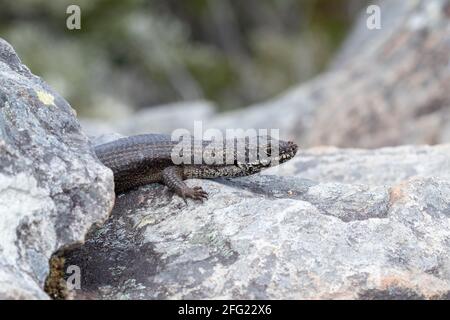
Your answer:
[179,186,209,203]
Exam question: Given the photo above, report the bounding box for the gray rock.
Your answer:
[0,38,114,299]
[64,144,450,299]
[120,100,216,135]
[3,0,448,300]
[89,133,126,146]
[331,0,412,68]
[264,144,450,185]
[80,100,216,138]
[81,1,450,150]
[207,0,450,148]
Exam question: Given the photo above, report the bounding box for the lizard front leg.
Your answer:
[162,166,208,203]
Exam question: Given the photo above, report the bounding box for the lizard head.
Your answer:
[179,135,298,179]
[233,136,298,175]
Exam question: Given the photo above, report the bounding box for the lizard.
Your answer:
[94,133,298,202]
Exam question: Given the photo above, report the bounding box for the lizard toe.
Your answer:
[191,186,209,201]
[178,186,209,202]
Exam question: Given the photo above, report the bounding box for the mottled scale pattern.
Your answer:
[94,133,298,200]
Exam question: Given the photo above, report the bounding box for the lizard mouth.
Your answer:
[235,139,298,170]
[252,140,298,167]
[275,141,298,163]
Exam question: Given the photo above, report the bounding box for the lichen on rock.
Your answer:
[0,37,114,299]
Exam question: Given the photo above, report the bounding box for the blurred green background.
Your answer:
[0,0,367,118]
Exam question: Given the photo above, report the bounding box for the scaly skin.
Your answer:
[95,133,298,202]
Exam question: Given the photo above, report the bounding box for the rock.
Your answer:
[208,0,450,148]
[264,144,450,185]
[330,1,411,68]
[3,0,447,300]
[80,100,216,138]
[0,38,114,299]
[64,144,450,299]
[304,0,450,148]
[89,133,126,147]
[120,100,216,135]
[80,1,450,149]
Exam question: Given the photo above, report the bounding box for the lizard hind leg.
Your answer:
[162,166,208,203]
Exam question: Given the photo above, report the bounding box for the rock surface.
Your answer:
[80,100,216,139]
[64,144,450,299]
[2,0,449,301]
[83,1,450,150]
[207,0,450,148]
[0,38,114,299]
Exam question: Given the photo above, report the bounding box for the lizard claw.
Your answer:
[192,186,209,201]
[179,186,209,203]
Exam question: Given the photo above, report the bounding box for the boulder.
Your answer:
[64,144,450,299]
[208,0,450,148]
[0,38,114,299]
[80,100,216,139]
[81,1,450,149]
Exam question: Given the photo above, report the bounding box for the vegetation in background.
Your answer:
[0,0,367,117]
